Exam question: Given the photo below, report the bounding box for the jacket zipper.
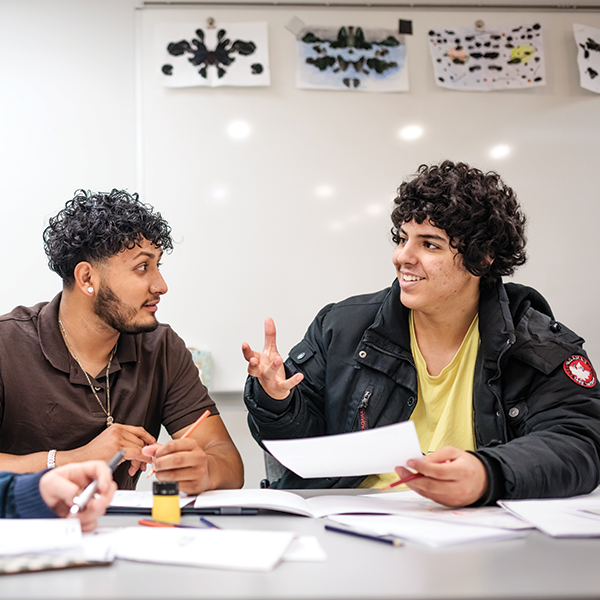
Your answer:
[487,336,515,443]
[358,389,372,430]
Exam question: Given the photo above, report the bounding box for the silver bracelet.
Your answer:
[47,449,57,469]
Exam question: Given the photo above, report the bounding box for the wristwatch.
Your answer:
[47,449,57,469]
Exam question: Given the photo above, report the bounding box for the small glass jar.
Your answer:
[152,481,180,524]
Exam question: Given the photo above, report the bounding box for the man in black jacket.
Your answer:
[242,161,600,506]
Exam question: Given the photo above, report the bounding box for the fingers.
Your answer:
[76,480,117,532]
[241,341,259,365]
[39,461,117,524]
[263,317,278,355]
[397,447,487,507]
[151,438,209,495]
[117,425,156,447]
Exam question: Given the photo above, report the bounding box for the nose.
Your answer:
[151,271,168,296]
[393,241,416,267]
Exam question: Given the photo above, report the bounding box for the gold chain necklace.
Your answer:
[58,317,117,427]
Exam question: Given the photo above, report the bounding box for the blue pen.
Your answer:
[199,516,221,529]
[325,524,402,547]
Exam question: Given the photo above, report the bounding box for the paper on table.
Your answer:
[329,515,525,547]
[263,421,422,478]
[499,488,600,537]
[282,536,327,562]
[362,490,531,530]
[0,520,82,555]
[114,527,295,571]
[193,488,464,518]
[110,490,196,509]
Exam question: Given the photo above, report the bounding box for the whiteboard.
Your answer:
[138,6,600,391]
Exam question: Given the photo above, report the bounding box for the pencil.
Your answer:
[146,409,211,478]
[380,472,423,491]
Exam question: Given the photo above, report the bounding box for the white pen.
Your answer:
[69,450,125,515]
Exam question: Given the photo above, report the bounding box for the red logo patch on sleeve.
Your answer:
[563,355,597,388]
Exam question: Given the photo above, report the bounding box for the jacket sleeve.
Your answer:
[244,304,335,447]
[476,350,600,504]
[0,471,55,518]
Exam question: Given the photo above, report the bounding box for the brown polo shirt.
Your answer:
[0,293,217,489]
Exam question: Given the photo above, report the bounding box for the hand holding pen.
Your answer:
[144,409,211,479]
[38,455,121,532]
[389,446,489,507]
[69,450,124,515]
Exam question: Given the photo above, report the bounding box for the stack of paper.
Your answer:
[327,515,525,547]
[0,520,82,555]
[363,490,531,530]
[499,488,600,537]
[113,527,322,571]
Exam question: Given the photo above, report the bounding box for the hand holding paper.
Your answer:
[395,446,488,507]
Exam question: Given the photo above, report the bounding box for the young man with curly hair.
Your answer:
[243,161,600,506]
[0,190,243,494]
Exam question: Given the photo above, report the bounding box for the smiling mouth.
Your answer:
[401,273,424,282]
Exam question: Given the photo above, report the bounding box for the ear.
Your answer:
[73,262,98,297]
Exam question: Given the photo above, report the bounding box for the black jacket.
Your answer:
[245,280,600,504]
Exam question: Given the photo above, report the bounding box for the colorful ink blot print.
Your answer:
[428,23,545,91]
[157,22,270,88]
[296,25,409,92]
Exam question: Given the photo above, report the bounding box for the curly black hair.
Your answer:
[43,189,173,286]
[391,161,527,286]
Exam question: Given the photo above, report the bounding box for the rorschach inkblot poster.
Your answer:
[296,25,409,92]
[157,22,270,88]
[428,23,545,91]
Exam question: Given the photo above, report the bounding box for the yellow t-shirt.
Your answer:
[359,311,479,489]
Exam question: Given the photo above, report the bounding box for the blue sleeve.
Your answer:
[0,471,57,519]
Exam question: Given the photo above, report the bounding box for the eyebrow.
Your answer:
[132,249,163,261]
[399,227,448,243]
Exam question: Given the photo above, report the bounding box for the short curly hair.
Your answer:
[391,161,527,286]
[43,189,173,286]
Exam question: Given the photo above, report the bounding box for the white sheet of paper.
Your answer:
[362,490,531,530]
[329,515,525,547]
[0,520,82,555]
[193,488,437,518]
[263,421,422,478]
[110,490,196,509]
[499,488,600,537]
[115,527,294,571]
[282,536,327,562]
[82,529,120,562]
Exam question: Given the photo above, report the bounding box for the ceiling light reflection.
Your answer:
[490,144,510,159]
[399,125,423,141]
[315,185,334,198]
[228,121,251,139]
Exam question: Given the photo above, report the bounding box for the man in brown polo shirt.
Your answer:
[0,189,243,492]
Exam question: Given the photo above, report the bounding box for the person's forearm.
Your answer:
[0,452,54,473]
[0,447,96,473]
[205,442,244,490]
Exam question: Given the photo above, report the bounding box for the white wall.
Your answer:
[0,0,138,309]
[140,6,600,390]
[1,1,599,393]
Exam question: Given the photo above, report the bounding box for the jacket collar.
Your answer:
[478,280,516,369]
[365,278,516,365]
[38,293,138,379]
[362,279,412,361]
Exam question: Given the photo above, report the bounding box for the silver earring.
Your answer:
[88,286,94,293]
